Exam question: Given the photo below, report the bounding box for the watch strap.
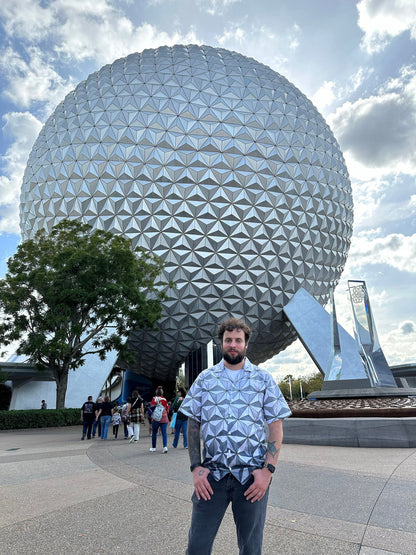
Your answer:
[264,463,275,473]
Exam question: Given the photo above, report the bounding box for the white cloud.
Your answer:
[217,26,245,46]
[53,7,199,65]
[262,340,319,382]
[311,81,336,111]
[357,0,416,54]
[215,23,302,73]
[0,0,200,97]
[328,67,416,178]
[383,319,416,364]
[0,204,20,236]
[288,23,301,51]
[0,46,76,112]
[311,67,370,117]
[196,0,241,16]
[0,0,54,40]
[350,173,416,233]
[0,112,42,234]
[348,232,416,273]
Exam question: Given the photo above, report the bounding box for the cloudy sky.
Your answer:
[0,0,415,380]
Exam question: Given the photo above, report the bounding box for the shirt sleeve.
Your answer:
[263,372,292,423]
[178,375,204,422]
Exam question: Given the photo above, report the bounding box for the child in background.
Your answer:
[111,409,122,439]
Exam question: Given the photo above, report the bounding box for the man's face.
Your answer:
[222,328,248,365]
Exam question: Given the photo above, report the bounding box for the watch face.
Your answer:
[266,464,275,473]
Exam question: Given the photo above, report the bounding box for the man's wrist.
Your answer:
[190,463,202,472]
[263,463,276,474]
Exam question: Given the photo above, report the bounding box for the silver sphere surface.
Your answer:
[20,45,353,381]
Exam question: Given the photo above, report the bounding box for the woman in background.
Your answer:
[96,395,113,440]
[125,390,144,443]
[172,387,188,449]
[149,386,169,453]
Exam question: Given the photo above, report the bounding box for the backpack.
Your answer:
[151,397,164,422]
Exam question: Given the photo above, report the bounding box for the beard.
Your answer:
[223,349,246,365]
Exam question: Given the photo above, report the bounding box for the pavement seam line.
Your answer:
[358,447,416,553]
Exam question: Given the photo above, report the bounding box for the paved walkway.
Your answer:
[1,426,416,554]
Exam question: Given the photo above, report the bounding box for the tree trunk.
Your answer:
[55,369,69,409]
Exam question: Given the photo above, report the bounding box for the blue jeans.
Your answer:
[100,415,111,439]
[92,419,101,438]
[172,418,188,448]
[82,419,94,439]
[151,420,168,448]
[187,473,269,555]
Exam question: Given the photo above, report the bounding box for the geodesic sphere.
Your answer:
[20,45,353,382]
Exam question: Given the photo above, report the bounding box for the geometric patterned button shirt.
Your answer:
[179,358,292,484]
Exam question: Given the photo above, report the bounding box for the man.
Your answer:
[80,395,95,440]
[179,317,291,555]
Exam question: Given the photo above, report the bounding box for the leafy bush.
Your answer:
[0,408,81,430]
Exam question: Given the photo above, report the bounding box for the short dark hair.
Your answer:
[217,317,252,344]
[88,396,93,400]
[156,386,163,395]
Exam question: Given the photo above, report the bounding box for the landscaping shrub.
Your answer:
[0,408,81,430]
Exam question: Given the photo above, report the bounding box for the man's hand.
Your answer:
[192,466,213,501]
[244,468,272,503]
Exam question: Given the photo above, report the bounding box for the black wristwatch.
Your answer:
[190,463,202,472]
[263,463,275,474]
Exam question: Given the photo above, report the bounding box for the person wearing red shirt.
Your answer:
[150,386,170,453]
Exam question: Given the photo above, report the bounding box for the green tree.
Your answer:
[0,219,172,408]
[302,372,324,396]
[278,372,324,400]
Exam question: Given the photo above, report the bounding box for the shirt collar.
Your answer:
[214,357,253,374]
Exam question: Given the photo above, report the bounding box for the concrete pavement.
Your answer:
[1,425,416,554]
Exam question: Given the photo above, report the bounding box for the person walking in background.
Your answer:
[92,397,103,438]
[169,394,176,434]
[125,390,144,443]
[95,395,113,440]
[40,400,47,409]
[180,317,291,555]
[121,398,130,439]
[149,386,170,453]
[80,395,95,440]
[172,387,188,449]
[145,401,153,435]
[111,408,121,439]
